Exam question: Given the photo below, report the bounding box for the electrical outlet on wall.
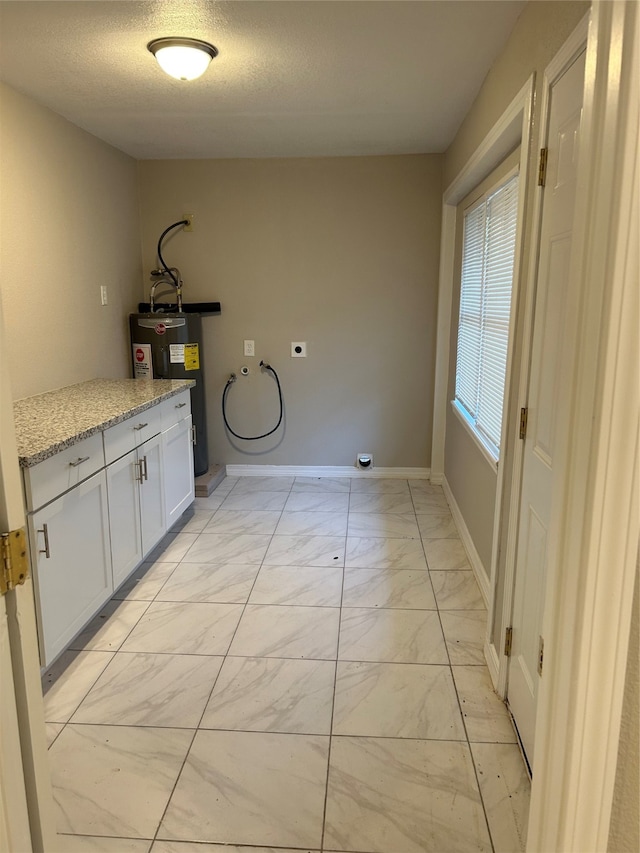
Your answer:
[183,213,194,231]
[100,285,108,306]
[244,340,255,356]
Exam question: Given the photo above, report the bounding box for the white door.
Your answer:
[507,48,586,764]
[0,294,56,850]
[107,448,143,588]
[30,471,112,667]
[163,415,195,528]
[138,433,166,554]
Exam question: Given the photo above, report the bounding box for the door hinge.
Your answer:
[504,625,513,657]
[1,528,29,596]
[519,407,528,440]
[538,147,548,187]
[538,635,545,676]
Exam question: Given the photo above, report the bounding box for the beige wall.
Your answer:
[445,1,591,190]
[442,0,588,581]
[444,414,496,569]
[138,156,442,467]
[0,83,141,400]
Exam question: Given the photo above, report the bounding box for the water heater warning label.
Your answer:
[170,344,185,363]
[132,344,152,379]
[169,343,199,371]
[184,343,199,371]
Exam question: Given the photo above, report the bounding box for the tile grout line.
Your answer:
[50,476,503,851]
[145,477,241,847]
[319,475,351,853]
[152,472,308,847]
[149,473,296,847]
[61,596,158,732]
[53,718,490,743]
[44,544,194,743]
[44,599,159,822]
[420,482,497,853]
[44,542,187,722]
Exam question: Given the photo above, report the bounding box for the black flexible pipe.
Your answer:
[157,219,188,286]
[222,361,284,441]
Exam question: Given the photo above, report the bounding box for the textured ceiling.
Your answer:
[0,1,526,159]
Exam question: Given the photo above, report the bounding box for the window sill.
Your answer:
[450,400,499,472]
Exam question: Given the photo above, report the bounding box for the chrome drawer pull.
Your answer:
[175,402,187,409]
[142,455,149,482]
[69,456,90,467]
[135,459,144,484]
[191,425,197,445]
[38,524,51,558]
[134,423,148,431]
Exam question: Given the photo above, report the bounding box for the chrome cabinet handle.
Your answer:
[38,524,51,558]
[142,455,148,482]
[134,423,148,431]
[191,425,197,445]
[175,402,187,409]
[69,456,90,467]
[135,459,144,484]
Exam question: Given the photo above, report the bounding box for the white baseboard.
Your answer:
[225,464,431,480]
[442,476,490,607]
[430,472,444,485]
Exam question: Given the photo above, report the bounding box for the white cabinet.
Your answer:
[28,471,111,666]
[163,415,195,528]
[23,388,194,668]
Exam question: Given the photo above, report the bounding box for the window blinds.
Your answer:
[455,174,519,457]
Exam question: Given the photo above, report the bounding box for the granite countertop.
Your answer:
[14,378,195,467]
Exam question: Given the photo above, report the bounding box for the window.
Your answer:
[454,172,519,461]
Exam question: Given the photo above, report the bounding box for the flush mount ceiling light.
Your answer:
[147,37,218,81]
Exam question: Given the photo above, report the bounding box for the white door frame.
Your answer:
[527,1,639,849]
[431,2,638,849]
[0,290,57,848]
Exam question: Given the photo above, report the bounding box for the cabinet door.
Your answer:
[138,432,166,555]
[106,449,143,589]
[29,471,112,667]
[163,415,195,528]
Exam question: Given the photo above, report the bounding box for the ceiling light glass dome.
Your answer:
[147,37,218,81]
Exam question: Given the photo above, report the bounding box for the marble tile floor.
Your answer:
[43,476,530,853]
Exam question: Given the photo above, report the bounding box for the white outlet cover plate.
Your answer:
[291,342,307,357]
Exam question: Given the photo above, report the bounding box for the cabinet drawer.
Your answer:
[160,389,191,432]
[23,433,105,512]
[103,404,162,464]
